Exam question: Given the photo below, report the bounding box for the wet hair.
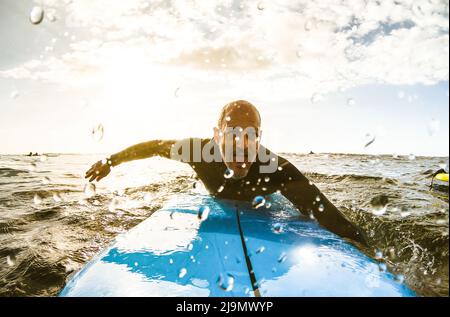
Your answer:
[217,100,261,129]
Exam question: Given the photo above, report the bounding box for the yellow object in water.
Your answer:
[435,173,449,182]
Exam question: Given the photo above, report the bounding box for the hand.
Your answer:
[85,159,111,182]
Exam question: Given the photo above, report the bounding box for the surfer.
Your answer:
[85,100,368,245]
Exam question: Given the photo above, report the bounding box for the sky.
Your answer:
[0,0,448,156]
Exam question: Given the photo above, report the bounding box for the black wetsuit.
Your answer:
[168,138,367,245]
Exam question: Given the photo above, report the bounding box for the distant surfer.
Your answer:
[85,100,367,245]
[429,168,449,190]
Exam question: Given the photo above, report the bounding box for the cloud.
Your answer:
[1,0,448,100]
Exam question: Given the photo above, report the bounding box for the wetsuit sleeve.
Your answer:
[278,157,368,245]
[109,137,208,167]
[109,139,178,166]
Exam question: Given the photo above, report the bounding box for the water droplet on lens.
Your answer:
[52,192,62,202]
[224,168,234,179]
[375,250,383,260]
[315,195,321,202]
[318,204,325,212]
[178,268,187,278]
[364,133,376,148]
[169,258,173,264]
[278,252,287,263]
[256,246,265,254]
[252,196,265,209]
[91,124,104,142]
[395,274,404,283]
[217,273,235,291]
[225,116,231,122]
[30,6,44,24]
[84,183,96,198]
[197,205,210,221]
[378,262,387,272]
[265,202,271,209]
[187,243,193,251]
[257,2,265,10]
[193,181,206,193]
[6,255,15,267]
[272,223,283,234]
[217,185,224,193]
[370,194,388,216]
[33,194,42,205]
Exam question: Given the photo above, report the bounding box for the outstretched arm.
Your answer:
[278,158,368,246]
[85,139,176,182]
[109,140,176,166]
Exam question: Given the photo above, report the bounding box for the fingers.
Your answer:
[85,161,101,179]
[85,164,97,178]
[85,161,110,182]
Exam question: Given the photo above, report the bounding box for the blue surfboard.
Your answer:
[60,193,415,297]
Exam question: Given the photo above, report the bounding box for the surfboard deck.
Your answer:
[435,173,449,182]
[60,193,415,297]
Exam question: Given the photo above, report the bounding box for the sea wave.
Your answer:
[0,154,448,296]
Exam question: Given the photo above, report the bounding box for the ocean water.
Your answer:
[0,153,448,297]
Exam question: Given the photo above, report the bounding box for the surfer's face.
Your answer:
[214,108,261,179]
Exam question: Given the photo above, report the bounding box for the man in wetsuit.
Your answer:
[85,100,367,245]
